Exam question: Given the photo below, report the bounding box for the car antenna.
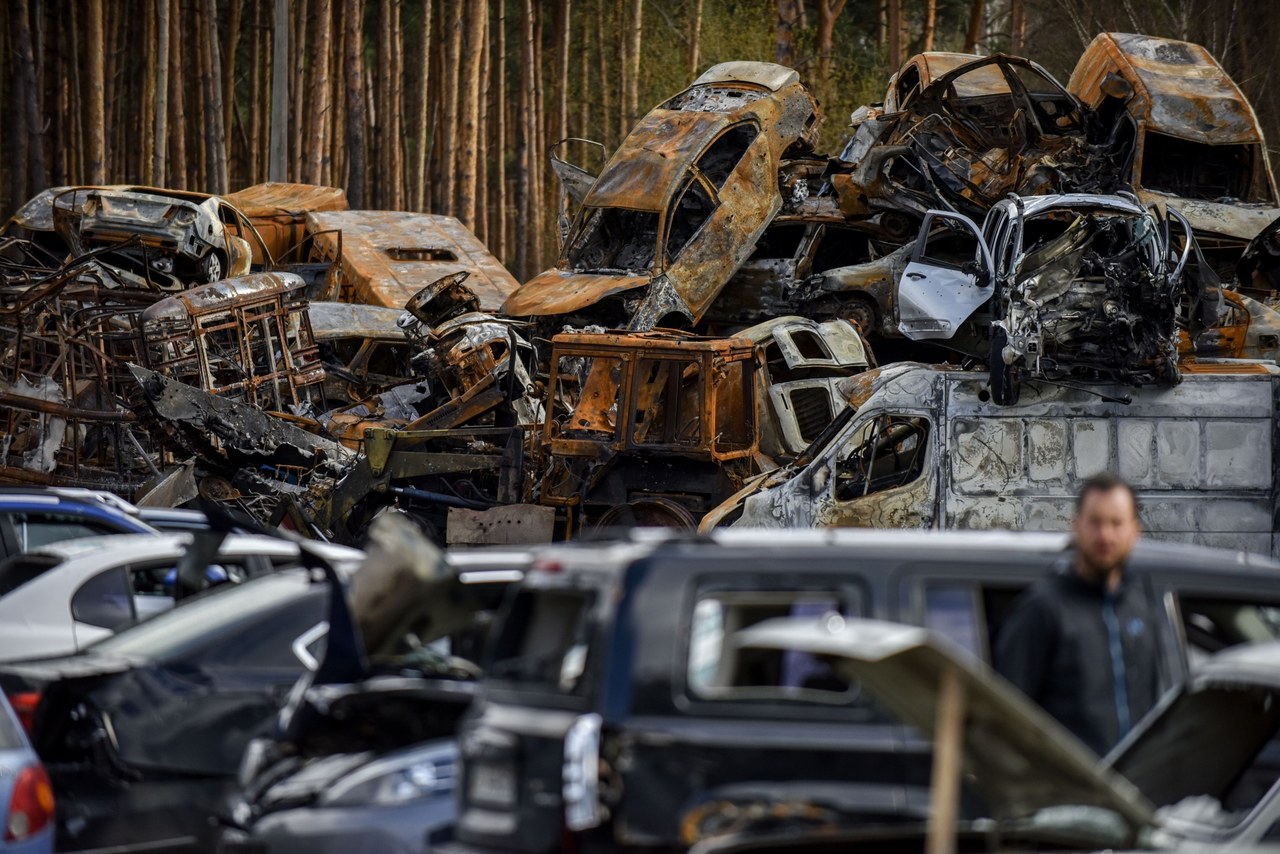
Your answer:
[1027,377,1132,405]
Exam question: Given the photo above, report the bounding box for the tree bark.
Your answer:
[155,0,171,184]
[344,0,367,206]
[86,0,106,184]
[270,0,288,181]
[688,0,704,78]
[964,0,985,53]
[495,0,507,261]
[247,0,262,183]
[816,0,848,82]
[389,0,404,209]
[623,0,642,127]
[596,0,612,150]
[518,0,536,278]
[476,7,490,242]
[442,0,462,216]
[13,0,47,197]
[306,0,332,184]
[922,0,937,51]
[413,0,433,211]
[169,0,187,187]
[203,0,228,193]
[292,0,308,182]
[457,0,486,230]
[556,0,571,143]
[222,0,242,170]
[887,0,902,70]
[1010,0,1026,54]
[775,0,798,67]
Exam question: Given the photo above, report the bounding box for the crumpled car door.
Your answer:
[897,211,994,340]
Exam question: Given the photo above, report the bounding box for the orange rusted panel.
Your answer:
[306,210,518,312]
[223,182,348,263]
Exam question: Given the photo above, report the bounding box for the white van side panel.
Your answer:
[939,372,1278,555]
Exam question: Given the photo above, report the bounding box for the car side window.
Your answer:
[71,567,135,630]
[695,123,758,190]
[835,414,931,501]
[687,588,862,705]
[922,580,1031,663]
[1176,595,1280,669]
[917,225,979,271]
[11,513,115,551]
[665,176,717,264]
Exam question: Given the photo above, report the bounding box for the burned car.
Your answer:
[833,54,1102,237]
[505,61,820,330]
[1069,32,1280,273]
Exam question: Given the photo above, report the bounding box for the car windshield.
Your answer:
[565,207,660,273]
[89,570,319,663]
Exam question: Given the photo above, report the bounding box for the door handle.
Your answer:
[905,272,926,280]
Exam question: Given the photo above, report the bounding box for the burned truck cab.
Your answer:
[538,330,760,531]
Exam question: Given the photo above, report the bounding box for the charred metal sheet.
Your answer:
[507,61,819,328]
[306,210,518,312]
[308,301,406,341]
[130,364,352,473]
[445,504,555,546]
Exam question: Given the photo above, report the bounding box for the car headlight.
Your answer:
[319,744,457,807]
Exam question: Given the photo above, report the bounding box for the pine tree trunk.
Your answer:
[887,0,902,69]
[306,0,332,184]
[623,0,642,128]
[442,0,462,216]
[775,0,797,67]
[413,0,432,211]
[688,0,703,78]
[518,0,535,278]
[247,0,261,183]
[1010,0,1026,53]
[86,0,106,184]
[495,0,507,261]
[457,0,486,229]
[13,0,47,197]
[155,0,171,184]
[556,0,571,143]
[203,0,228,193]
[292,0,308,182]
[476,8,490,242]
[222,0,241,172]
[389,0,404,209]
[922,0,937,51]
[964,0,984,53]
[816,0,847,82]
[596,0,611,150]
[169,0,186,187]
[141,2,156,185]
[344,0,367,206]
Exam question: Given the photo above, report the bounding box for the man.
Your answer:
[995,473,1161,756]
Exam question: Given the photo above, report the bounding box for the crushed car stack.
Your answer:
[2,35,1280,547]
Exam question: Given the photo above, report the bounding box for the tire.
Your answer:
[839,297,879,336]
[200,250,226,283]
[989,326,1020,406]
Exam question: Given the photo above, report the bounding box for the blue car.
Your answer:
[0,488,158,559]
[0,693,53,853]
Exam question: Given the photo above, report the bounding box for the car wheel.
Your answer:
[989,327,1020,406]
[201,251,226,283]
[839,298,879,336]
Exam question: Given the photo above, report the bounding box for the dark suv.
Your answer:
[449,529,1280,853]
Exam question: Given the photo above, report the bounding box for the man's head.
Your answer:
[1072,473,1141,584]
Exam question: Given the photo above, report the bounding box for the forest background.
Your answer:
[1,0,1276,280]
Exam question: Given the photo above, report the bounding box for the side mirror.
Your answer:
[1099,72,1135,103]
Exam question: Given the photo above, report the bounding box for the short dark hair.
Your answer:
[1076,473,1139,517]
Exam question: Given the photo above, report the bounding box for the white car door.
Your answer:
[897,210,995,340]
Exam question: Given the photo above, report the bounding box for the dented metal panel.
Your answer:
[306,211,518,312]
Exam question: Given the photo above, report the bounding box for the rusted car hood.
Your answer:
[736,617,1156,834]
[1141,190,1279,242]
[222,183,348,217]
[307,211,518,312]
[503,269,650,316]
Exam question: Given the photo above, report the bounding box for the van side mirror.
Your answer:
[1099,72,1135,102]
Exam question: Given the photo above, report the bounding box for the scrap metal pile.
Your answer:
[5,33,1280,545]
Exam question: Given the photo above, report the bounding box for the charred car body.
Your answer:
[1068,32,1280,274]
[505,61,820,330]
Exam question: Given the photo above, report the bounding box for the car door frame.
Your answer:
[896,209,995,340]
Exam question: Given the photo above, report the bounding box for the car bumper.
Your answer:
[219,798,455,854]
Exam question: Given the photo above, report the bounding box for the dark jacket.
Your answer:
[995,560,1161,756]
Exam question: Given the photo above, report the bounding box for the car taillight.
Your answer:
[8,692,40,736]
[4,764,54,842]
